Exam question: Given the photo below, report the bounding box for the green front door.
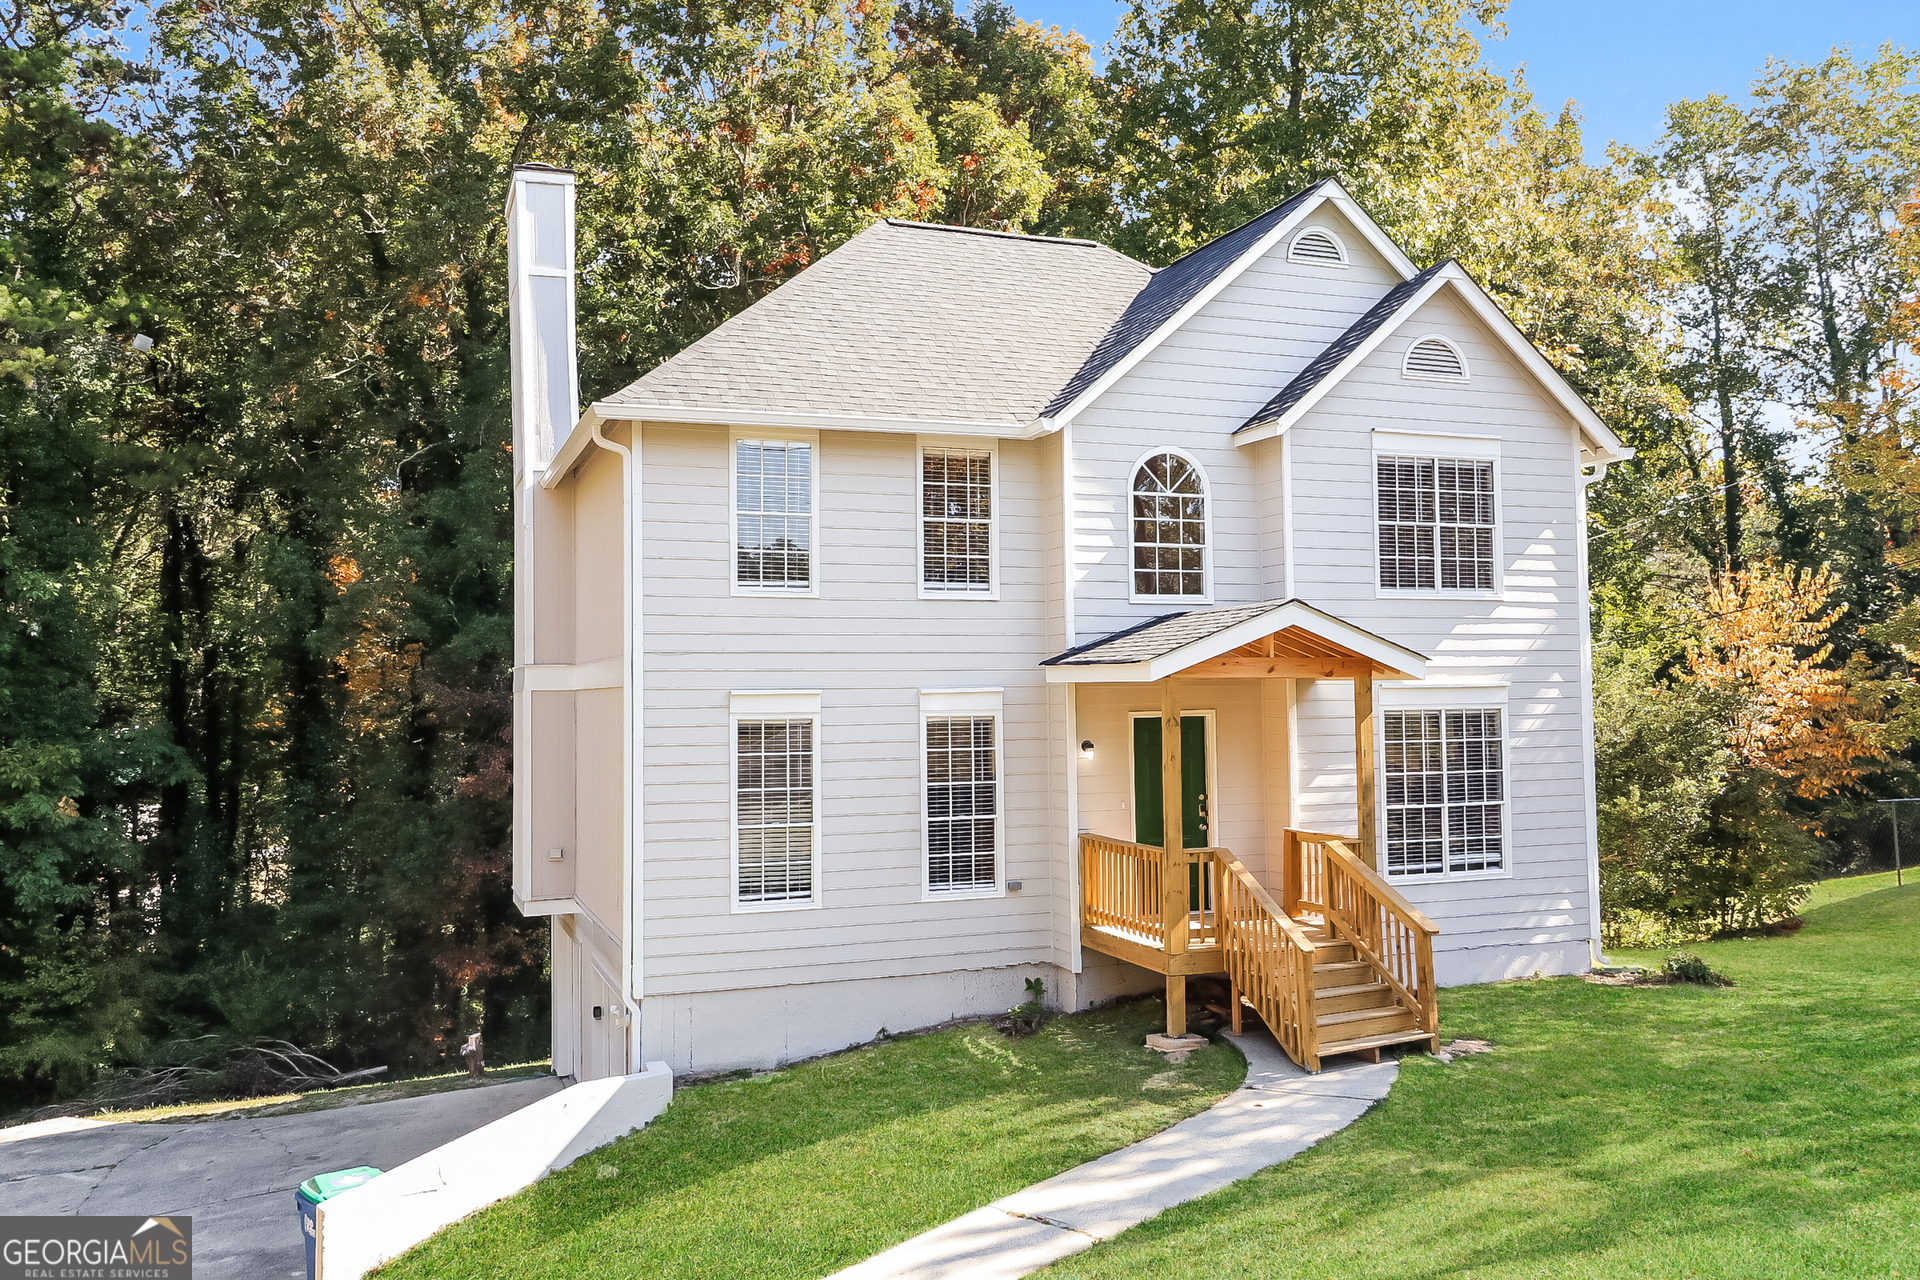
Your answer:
[1133,714,1211,909]
[1132,714,1209,848]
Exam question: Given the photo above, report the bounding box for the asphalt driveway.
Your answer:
[0,1075,564,1279]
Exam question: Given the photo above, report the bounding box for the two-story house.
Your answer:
[505,165,1630,1080]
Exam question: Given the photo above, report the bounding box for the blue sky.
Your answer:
[1013,0,1919,158]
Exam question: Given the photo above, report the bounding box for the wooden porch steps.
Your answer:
[1080,829,1441,1073]
[1317,1027,1441,1058]
[1297,917,1432,1063]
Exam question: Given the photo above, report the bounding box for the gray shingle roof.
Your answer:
[1042,600,1296,666]
[595,220,1151,426]
[1040,182,1333,418]
[1235,262,1445,435]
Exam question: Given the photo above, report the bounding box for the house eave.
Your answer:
[1231,264,1636,466]
[1043,599,1428,684]
[1044,180,1421,434]
[540,403,1048,487]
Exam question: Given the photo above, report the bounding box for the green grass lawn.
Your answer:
[1038,870,1920,1280]
[376,1000,1243,1279]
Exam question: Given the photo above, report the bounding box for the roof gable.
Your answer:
[1036,180,1421,429]
[1041,598,1428,683]
[1232,262,1632,463]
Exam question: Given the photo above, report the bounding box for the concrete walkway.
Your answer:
[0,1075,564,1280]
[829,1030,1398,1280]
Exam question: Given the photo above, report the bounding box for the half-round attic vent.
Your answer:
[1288,227,1348,266]
[1403,335,1468,381]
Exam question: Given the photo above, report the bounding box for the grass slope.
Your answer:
[377,1001,1243,1279]
[1039,871,1920,1279]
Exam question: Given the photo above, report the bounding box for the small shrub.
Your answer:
[1663,952,1734,987]
[998,978,1048,1038]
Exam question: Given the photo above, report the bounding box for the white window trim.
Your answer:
[916,436,999,601]
[1401,333,1471,382]
[1375,682,1512,883]
[1287,225,1350,268]
[920,688,1006,901]
[729,688,823,913]
[1126,446,1214,606]
[1124,709,1218,848]
[730,427,821,599]
[1371,431,1504,601]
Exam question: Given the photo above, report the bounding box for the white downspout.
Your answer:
[1578,456,1612,969]
[589,417,644,1061]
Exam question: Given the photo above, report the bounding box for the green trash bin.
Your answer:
[296,1166,381,1280]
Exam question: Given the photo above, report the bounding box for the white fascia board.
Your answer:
[540,404,604,488]
[1433,268,1635,464]
[1232,271,1452,447]
[1039,189,1387,435]
[1322,186,1421,278]
[1233,266,1636,466]
[511,888,578,917]
[543,403,1043,487]
[1042,600,1428,683]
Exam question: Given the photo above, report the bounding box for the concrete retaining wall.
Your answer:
[314,1062,673,1279]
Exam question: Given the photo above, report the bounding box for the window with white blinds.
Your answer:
[1377,455,1496,591]
[735,717,816,904]
[921,448,992,592]
[735,439,814,590]
[925,715,999,892]
[1382,708,1505,877]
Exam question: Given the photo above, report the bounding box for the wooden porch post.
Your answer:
[1354,670,1378,871]
[1161,679,1188,1036]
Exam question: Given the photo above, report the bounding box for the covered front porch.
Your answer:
[1044,599,1442,1072]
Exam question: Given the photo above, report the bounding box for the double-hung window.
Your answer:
[921,690,1002,896]
[731,691,821,909]
[734,437,815,591]
[1376,455,1496,591]
[921,446,993,593]
[1382,707,1505,877]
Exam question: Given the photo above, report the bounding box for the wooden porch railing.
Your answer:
[1081,833,1318,1065]
[1079,833,1217,950]
[1213,850,1320,1069]
[1283,829,1440,1042]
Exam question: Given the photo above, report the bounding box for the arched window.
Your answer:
[1131,452,1208,598]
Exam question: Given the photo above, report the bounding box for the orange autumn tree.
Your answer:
[1682,563,1890,798]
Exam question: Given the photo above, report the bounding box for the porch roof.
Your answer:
[1040,599,1427,683]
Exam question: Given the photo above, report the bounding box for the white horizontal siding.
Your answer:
[1069,207,1403,645]
[1278,282,1594,963]
[638,425,1065,998]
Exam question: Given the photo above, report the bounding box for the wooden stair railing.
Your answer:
[1212,850,1321,1069]
[1285,830,1441,1049]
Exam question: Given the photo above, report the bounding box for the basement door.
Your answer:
[582,957,629,1082]
[1131,713,1213,907]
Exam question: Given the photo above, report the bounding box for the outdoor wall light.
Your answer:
[1080,740,1095,759]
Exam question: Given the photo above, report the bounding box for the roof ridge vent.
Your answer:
[1288,226,1348,267]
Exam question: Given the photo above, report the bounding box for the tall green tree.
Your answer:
[1101,0,1508,262]
[0,0,181,1104]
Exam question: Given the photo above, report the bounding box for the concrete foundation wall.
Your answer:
[638,963,1078,1074]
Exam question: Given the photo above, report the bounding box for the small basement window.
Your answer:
[1287,227,1348,266]
[1403,335,1469,381]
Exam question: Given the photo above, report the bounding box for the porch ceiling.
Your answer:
[1040,598,1427,683]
